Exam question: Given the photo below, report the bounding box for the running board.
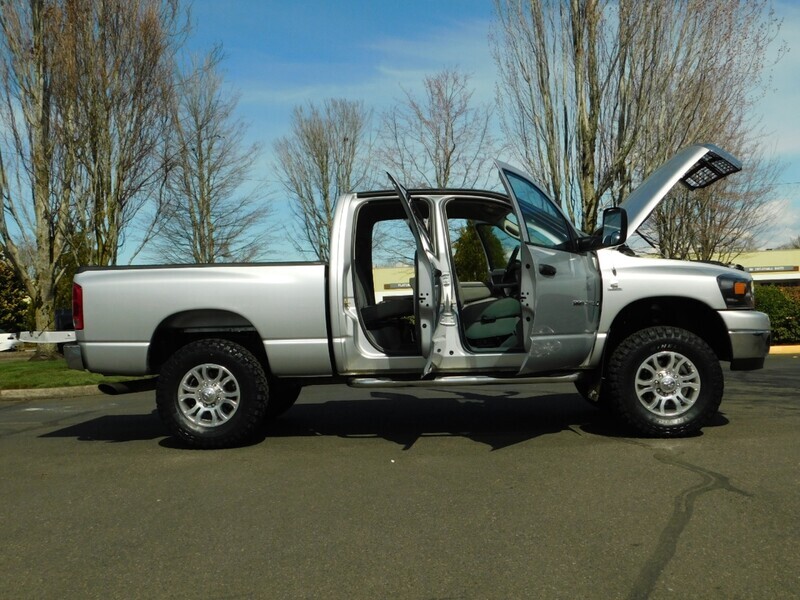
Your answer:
[348,374,580,388]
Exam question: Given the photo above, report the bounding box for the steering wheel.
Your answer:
[500,245,521,291]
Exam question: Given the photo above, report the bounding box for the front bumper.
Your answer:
[718,310,771,370]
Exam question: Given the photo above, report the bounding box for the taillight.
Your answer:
[72,284,84,330]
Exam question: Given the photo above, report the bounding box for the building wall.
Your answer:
[733,249,800,285]
[372,266,415,301]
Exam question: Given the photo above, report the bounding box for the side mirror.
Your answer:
[600,207,627,247]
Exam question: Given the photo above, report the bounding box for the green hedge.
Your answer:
[754,284,800,345]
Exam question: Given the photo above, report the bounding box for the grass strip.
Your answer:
[0,357,135,390]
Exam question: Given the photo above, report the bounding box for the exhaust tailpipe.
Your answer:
[98,377,158,396]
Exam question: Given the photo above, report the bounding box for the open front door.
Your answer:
[495,162,601,374]
[386,173,440,374]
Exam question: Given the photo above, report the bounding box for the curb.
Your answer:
[0,385,100,401]
[770,345,800,355]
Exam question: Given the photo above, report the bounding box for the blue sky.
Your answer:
[176,0,800,258]
[185,0,497,135]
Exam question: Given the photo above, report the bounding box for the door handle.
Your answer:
[539,264,557,276]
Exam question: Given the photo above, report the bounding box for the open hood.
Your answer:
[619,143,741,235]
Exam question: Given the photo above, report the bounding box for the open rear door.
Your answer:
[386,173,445,375]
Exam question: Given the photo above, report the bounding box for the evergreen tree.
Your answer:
[452,222,506,282]
[0,258,28,331]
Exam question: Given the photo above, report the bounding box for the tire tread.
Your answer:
[156,338,268,449]
[607,326,723,437]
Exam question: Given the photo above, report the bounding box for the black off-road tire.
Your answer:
[607,326,723,437]
[156,339,269,449]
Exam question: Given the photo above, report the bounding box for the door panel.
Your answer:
[495,162,601,373]
[518,244,600,373]
[386,173,444,372]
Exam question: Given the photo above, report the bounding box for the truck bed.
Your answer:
[73,262,332,377]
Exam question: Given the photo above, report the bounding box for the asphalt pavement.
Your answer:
[1,355,798,599]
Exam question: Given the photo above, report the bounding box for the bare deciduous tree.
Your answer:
[60,0,184,266]
[151,50,270,264]
[0,0,76,340]
[274,99,372,262]
[0,0,184,351]
[491,0,782,259]
[378,68,495,188]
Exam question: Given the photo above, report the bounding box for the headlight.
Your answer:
[717,274,754,309]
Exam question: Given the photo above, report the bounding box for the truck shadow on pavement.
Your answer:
[260,390,728,451]
[40,410,168,443]
[260,390,614,451]
[39,388,728,449]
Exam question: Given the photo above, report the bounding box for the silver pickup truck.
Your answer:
[67,144,770,448]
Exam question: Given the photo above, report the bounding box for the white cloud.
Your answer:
[232,17,499,158]
[366,18,497,95]
[237,18,496,112]
[757,2,800,157]
[758,193,800,248]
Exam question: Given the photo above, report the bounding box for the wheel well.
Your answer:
[606,297,731,364]
[148,309,269,375]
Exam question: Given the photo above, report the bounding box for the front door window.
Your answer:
[501,171,573,249]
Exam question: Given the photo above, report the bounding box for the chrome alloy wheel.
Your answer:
[634,351,701,417]
[178,363,241,427]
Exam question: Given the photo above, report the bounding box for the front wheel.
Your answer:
[607,326,723,437]
[156,339,269,448]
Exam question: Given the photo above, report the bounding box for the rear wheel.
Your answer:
[607,326,723,437]
[156,339,268,448]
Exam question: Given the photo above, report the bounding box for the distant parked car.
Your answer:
[0,330,20,352]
